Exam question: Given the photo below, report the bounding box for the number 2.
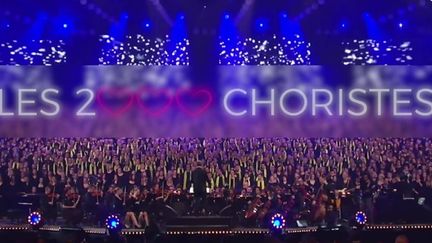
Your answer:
[76,88,96,116]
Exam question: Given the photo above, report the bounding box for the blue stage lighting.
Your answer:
[110,12,129,40]
[270,213,286,230]
[63,24,68,29]
[340,20,348,29]
[279,12,303,38]
[256,18,269,32]
[398,22,404,28]
[28,211,42,226]
[355,211,367,225]
[121,13,129,20]
[143,20,151,29]
[106,215,121,230]
[220,12,237,42]
[363,12,384,40]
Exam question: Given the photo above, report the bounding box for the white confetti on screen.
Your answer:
[99,35,190,65]
[0,40,67,65]
[219,35,312,65]
[342,39,413,65]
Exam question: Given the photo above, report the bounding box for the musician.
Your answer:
[100,184,112,209]
[335,172,354,221]
[4,176,18,211]
[325,204,339,226]
[127,173,137,191]
[36,177,45,193]
[18,175,31,193]
[312,190,328,225]
[112,187,126,215]
[326,174,338,200]
[62,187,83,226]
[138,189,151,228]
[105,165,115,191]
[40,186,58,223]
[294,182,308,212]
[82,185,102,223]
[124,187,141,228]
[400,175,418,199]
[116,168,128,188]
[208,187,226,215]
[191,161,210,215]
[361,175,376,223]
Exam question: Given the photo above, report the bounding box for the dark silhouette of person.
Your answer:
[191,161,209,215]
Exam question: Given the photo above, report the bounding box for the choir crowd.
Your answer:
[1,138,432,228]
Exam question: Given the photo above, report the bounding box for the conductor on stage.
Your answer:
[192,161,210,215]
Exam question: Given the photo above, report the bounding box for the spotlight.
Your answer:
[121,13,129,20]
[255,18,268,32]
[105,215,121,230]
[398,23,403,28]
[355,211,367,225]
[28,211,43,228]
[270,213,286,230]
[224,14,230,20]
[340,20,348,29]
[63,23,68,29]
[143,20,151,29]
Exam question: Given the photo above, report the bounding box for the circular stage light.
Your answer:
[105,215,121,230]
[270,213,286,230]
[28,211,42,226]
[355,211,367,225]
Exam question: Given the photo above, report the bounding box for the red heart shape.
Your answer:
[135,87,173,116]
[96,87,134,116]
[175,88,213,116]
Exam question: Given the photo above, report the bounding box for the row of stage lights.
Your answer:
[27,211,123,232]
[167,229,270,235]
[24,211,366,233]
[270,211,367,232]
[366,225,432,230]
[1,11,417,36]
[24,211,348,234]
[2,210,428,236]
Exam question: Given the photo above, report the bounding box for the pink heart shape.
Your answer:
[175,88,213,116]
[96,87,134,116]
[135,87,173,117]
